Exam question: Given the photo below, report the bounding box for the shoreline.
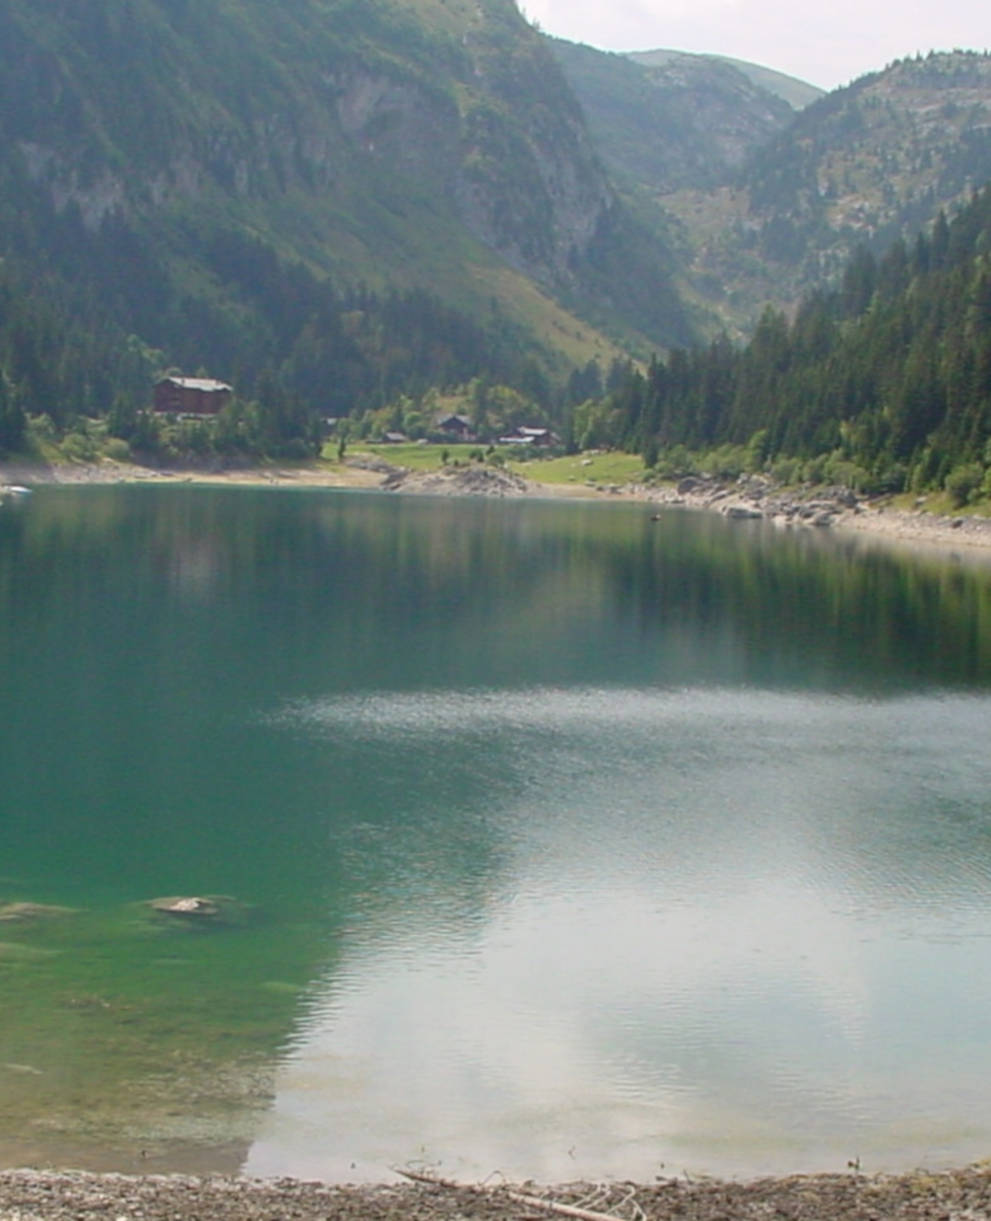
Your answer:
[5,455,991,557]
[3,1163,991,1220]
[635,475,991,558]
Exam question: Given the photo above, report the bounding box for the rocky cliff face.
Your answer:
[0,0,661,349]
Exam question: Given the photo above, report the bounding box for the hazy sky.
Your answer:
[518,0,990,90]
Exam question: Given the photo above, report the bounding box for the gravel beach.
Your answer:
[4,1165,991,1220]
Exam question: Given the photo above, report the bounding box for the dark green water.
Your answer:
[2,485,991,1180]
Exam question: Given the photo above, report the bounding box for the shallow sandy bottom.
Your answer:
[3,1165,991,1220]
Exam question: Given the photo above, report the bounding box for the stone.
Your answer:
[148,896,221,918]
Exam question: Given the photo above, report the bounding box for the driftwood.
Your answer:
[393,1167,641,1221]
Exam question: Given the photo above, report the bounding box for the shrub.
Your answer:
[653,444,695,480]
[802,455,827,485]
[945,462,984,507]
[703,443,749,480]
[744,429,770,473]
[822,456,872,492]
[872,462,908,495]
[60,430,98,462]
[769,455,802,485]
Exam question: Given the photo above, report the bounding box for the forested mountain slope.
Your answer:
[596,185,991,499]
[0,0,692,431]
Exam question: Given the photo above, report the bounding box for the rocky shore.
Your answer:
[5,456,991,555]
[4,1165,991,1220]
[637,472,991,554]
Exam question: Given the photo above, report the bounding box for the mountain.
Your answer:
[553,43,991,337]
[0,0,694,424]
[548,39,803,196]
[626,50,823,113]
[661,50,991,330]
[4,2,991,453]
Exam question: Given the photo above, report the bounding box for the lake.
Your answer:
[1,484,991,1182]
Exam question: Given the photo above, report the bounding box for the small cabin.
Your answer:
[435,413,474,439]
[498,426,556,447]
[154,376,233,416]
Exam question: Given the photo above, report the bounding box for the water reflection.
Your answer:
[248,686,991,1181]
[2,487,991,1176]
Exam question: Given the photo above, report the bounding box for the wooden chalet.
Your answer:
[435,413,474,439]
[154,376,233,416]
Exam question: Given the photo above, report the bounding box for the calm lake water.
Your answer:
[2,485,991,1181]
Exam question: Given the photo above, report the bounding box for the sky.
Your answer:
[517,0,990,91]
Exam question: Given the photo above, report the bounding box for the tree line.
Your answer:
[589,183,991,501]
[0,214,559,460]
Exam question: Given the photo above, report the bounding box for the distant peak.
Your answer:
[625,48,824,110]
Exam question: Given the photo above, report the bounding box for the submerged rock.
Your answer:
[149,896,222,918]
[144,895,253,930]
[0,941,59,961]
[0,902,77,923]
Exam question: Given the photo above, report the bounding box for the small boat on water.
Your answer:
[0,484,32,501]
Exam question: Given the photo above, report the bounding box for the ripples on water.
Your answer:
[247,685,991,1182]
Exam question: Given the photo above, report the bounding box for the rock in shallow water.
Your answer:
[144,895,255,930]
[148,896,222,917]
[0,901,77,923]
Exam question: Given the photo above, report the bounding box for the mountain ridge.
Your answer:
[626,48,823,111]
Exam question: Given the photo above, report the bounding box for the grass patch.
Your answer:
[343,443,480,470]
[889,491,991,517]
[511,451,647,486]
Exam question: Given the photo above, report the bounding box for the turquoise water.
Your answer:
[2,485,991,1180]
